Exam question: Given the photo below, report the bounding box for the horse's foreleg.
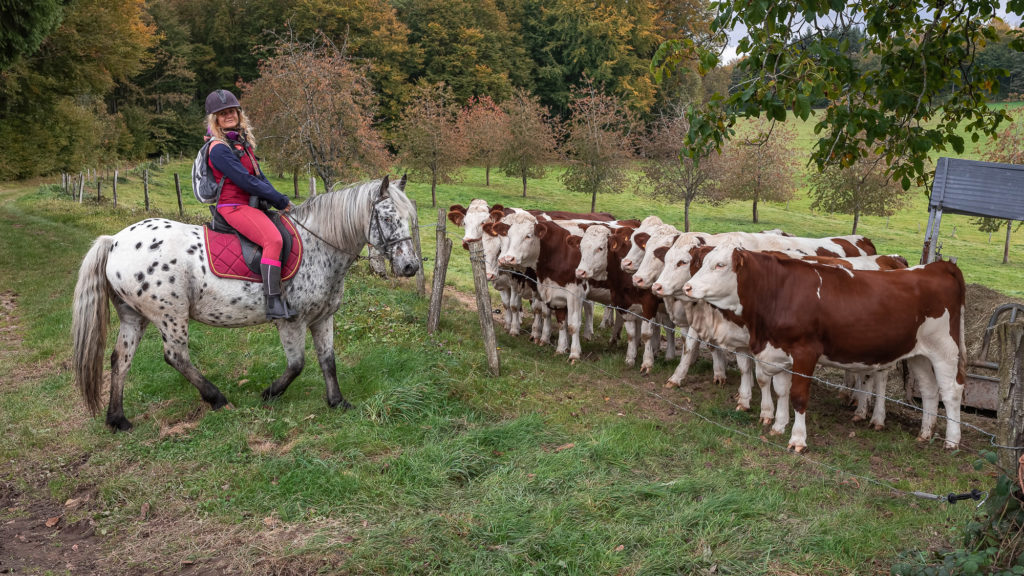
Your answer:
[310,318,352,409]
[107,300,148,431]
[159,322,229,411]
[261,320,307,403]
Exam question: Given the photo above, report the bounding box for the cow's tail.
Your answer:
[72,236,114,416]
[952,263,968,387]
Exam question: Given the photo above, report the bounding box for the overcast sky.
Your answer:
[719,2,1023,66]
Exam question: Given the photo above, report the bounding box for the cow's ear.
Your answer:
[448,206,466,226]
[635,232,650,249]
[696,236,706,246]
[482,222,495,236]
[619,219,641,228]
[608,236,619,252]
[734,250,745,269]
[579,223,591,232]
[492,204,504,213]
[494,222,510,236]
[567,235,582,248]
[653,246,669,262]
[488,208,504,222]
[535,223,547,238]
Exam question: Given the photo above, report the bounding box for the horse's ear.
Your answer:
[378,175,391,199]
[398,173,407,191]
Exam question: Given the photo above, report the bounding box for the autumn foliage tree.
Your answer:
[500,88,560,197]
[638,114,725,231]
[243,35,390,191]
[396,81,467,207]
[561,82,636,212]
[807,151,911,234]
[459,96,510,186]
[712,119,798,224]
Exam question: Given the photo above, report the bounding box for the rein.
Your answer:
[287,193,411,260]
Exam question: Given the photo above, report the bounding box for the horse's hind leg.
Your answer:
[261,320,307,403]
[310,318,352,409]
[158,320,229,411]
[107,300,149,430]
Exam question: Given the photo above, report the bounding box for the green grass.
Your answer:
[0,153,1014,574]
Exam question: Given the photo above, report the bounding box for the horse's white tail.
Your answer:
[72,236,113,415]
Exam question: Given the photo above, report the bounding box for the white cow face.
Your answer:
[632,231,679,289]
[497,212,541,269]
[458,199,494,246]
[575,225,612,281]
[651,239,703,298]
[684,244,743,312]
[480,221,508,279]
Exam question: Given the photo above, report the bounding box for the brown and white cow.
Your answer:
[495,213,637,362]
[573,224,669,373]
[683,245,966,452]
[620,216,668,273]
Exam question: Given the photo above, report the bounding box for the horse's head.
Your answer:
[369,175,420,277]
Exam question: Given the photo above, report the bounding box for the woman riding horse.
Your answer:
[205,88,295,320]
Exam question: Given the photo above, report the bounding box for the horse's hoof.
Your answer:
[328,396,353,410]
[106,416,133,432]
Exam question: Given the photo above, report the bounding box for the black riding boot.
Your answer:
[260,262,294,320]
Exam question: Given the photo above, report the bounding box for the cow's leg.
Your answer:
[786,358,818,453]
[711,347,728,386]
[666,326,700,388]
[498,285,513,330]
[553,310,569,354]
[734,352,755,411]
[599,304,615,330]
[640,319,656,374]
[582,300,595,342]
[929,354,964,449]
[261,320,308,402]
[608,309,624,347]
[507,282,522,335]
[649,320,662,360]
[568,297,584,363]
[310,317,351,409]
[752,358,775,424]
[661,312,677,361]
[623,317,638,367]
[769,369,791,436]
[908,357,938,443]
[106,300,149,431]
[851,372,871,422]
[868,370,888,430]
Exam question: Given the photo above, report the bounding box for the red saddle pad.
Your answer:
[203,215,303,282]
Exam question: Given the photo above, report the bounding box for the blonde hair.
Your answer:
[205,108,257,148]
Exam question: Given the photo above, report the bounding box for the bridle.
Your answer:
[289,192,411,260]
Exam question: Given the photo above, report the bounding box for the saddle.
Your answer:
[203,205,303,282]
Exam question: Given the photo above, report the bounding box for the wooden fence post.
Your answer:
[78,173,85,203]
[144,169,150,211]
[428,206,452,334]
[468,240,500,376]
[309,176,316,197]
[96,177,101,201]
[174,173,183,216]
[411,200,425,296]
[112,170,118,208]
[997,322,1024,475]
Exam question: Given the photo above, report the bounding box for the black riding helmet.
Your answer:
[205,89,241,115]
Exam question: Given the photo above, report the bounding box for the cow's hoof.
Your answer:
[851,415,865,423]
[761,417,773,425]
[943,442,959,451]
[713,375,726,386]
[916,435,930,443]
[106,416,133,432]
[871,423,884,431]
[735,404,750,412]
[569,358,578,366]
[640,366,651,375]
[787,444,807,454]
[769,428,784,436]
[664,381,679,389]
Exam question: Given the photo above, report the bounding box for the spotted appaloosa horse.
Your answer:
[72,176,420,430]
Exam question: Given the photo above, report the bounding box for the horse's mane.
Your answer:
[290,178,415,249]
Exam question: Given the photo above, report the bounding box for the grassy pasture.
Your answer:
[0,132,1019,574]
